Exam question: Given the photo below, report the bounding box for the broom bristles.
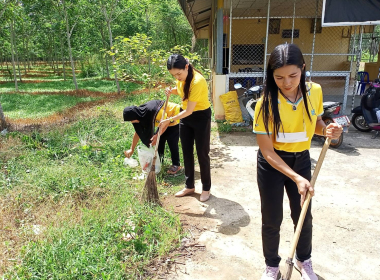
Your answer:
[142,165,161,206]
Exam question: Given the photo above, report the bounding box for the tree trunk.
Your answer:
[13,27,22,82]
[60,36,66,80]
[22,39,27,75]
[16,51,22,82]
[26,40,31,70]
[99,26,110,78]
[106,19,120,93]
[63,1,78,90]
[53,33,58,74]
[171,26,177,46]
[0,102,6,131]
[191,34,197,53]
[10,20,18,91]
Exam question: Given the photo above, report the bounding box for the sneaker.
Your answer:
[260,265,280,280]
[167,165,182,175]
[295,258,318,280]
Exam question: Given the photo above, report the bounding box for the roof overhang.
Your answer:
[177,0,212,37]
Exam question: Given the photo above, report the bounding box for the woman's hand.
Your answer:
[325,123,343,139]
[160,118,171,127]
[294,175,314,207]
[151,119,171,146]
[165,87,172,97]
[124,149,134,158]
[150,134,158,146]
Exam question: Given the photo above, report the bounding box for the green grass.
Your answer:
[0,93,100,119]
[9,196,181,279]
[0,79,140,93]
[1,90,185,278]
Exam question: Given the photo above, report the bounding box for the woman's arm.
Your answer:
[159,101,196,127]
[315,117,326,136]
[257,134,314,206]
[315,116,343,139]
[124,132,140,158]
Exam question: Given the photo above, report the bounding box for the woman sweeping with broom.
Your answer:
[123,100,182,175]
[161,54,212,202]
[254,44,343,280]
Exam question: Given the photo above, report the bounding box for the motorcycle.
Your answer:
[233,83,262,121]
[351,84,380,138]
[351,79,380,134]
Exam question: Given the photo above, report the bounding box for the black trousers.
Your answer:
[180,107,211,191]
[257,149,313,267]
[158,124,180,166]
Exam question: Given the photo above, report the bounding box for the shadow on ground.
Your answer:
[178,194,250,235]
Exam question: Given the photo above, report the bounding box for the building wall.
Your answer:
[227,18,352,72]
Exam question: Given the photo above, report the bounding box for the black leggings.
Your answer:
[257,149,312,267]
[157,124,180,166]
[180,107,211,191]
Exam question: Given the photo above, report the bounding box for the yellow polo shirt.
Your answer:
[253,82,323,152]
[155,102,180,127]
[176,70,210,111]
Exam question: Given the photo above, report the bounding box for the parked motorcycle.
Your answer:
[234,83,262,121]
[351,85,380,138]
[351,80,380,133]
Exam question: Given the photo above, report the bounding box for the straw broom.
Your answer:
[141,95,170,205]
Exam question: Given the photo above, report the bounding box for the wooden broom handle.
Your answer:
[153,94,170,157]
[286,137,331,259]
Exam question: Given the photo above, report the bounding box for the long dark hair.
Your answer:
[167,54,196,101]
[260,43,311,137]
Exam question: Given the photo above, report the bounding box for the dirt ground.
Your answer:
[160,125,380,280]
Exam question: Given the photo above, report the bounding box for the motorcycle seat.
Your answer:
[323,101,341,110]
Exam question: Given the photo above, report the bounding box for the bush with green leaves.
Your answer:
[109,33,210,87]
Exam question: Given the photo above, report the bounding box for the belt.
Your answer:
[274,149,309,158]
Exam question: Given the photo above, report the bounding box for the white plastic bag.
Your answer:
[123,157,139,168]
[137,146,161,174]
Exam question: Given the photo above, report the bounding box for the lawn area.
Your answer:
[0,81,184,278]
[0,79,140,93]
[0,93,99,119]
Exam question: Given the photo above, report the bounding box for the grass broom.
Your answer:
[141,95,170,205]
[280,137,331,280]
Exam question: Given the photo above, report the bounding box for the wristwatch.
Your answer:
[170,117,174,123]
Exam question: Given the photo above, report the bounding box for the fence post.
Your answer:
[263,0,271,81]
[351,25,364,112]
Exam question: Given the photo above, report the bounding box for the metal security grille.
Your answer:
[224,0,373,113]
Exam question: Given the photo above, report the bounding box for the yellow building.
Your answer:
[178,0,377,119]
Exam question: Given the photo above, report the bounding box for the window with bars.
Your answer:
[282,29,299,38]
[269,19,281,34]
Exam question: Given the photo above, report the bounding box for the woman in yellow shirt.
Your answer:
[161,54,211,202]
[254,44,343,280]
[123,100,182,175]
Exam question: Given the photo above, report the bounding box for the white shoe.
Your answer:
[260,265,280,280]
[295,258,318,280]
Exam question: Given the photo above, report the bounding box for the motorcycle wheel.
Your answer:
[323,117,343,148]
[351,113,372,132]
